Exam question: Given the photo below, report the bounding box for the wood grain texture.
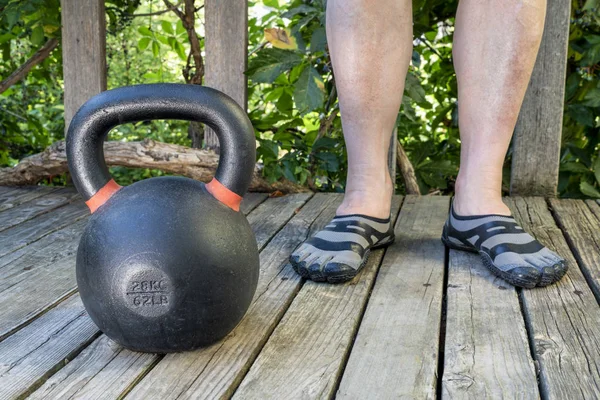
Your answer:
[0,218,87,340]
[0,186,57,212]
[204,0,248,149]
[240,193,269,215]
[0,295,98,400]
[246,194,313,249]
[442,250,539,399]
[0,200,88,258]
[15,194,311,399]
[124,194,343,399]
[586,199,600,222]
[506,197,600,399]
[549,198,600,300]
[29,334,156,400]
[0,188,79,232]
[60,0,106,129]
[233,196,403,399]
[510,0,570,196]
[337,195,449,400]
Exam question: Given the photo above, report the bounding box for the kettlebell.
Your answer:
[66,84,259,353]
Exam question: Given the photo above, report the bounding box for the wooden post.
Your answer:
[60,0,107,132]
[510,0,570,197]
[204,0,249,150]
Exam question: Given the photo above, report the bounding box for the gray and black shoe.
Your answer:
[289,214,395,283]
[441,200,568,288]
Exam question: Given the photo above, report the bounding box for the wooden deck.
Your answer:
[0,186,599,399]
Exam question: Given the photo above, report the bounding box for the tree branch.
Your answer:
[0,140,309,193]
[0,38,59,94]
[396,141,420,195]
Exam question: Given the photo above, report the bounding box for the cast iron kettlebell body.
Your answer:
[66,84,259,353]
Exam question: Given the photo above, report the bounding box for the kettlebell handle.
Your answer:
[66,84,256,212]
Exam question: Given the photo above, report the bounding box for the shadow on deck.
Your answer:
[0,185,599,399]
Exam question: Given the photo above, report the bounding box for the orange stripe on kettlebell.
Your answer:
[206,178,242,212]
[86,179,122,213]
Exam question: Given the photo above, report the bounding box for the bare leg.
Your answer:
[445,0,567,288]
[328,0,413,218]
[452,0,546,216]
[289,0,412,283]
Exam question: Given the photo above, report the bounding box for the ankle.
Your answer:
[337,173,393,218]
[453,174,509,216]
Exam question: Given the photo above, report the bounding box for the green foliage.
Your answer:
[0,0,598,198]
[0,0,63,168]
[559,0,600,198]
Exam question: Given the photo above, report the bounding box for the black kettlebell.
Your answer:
[66,84,259,353]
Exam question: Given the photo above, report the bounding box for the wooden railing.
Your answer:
[60,0,570,196]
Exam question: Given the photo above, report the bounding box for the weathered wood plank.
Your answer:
[19,194,312,398]
[549,199,600,300]
[240,193,269,215]
[233,196,403,399]
[586,199,600,222]
[29,335,156,400]
[204,0,248,149]
[0,200,88,258]
[0,295,98,400]
[337,195,449,399]
[124,194,343,399]
[0,188,79,232]
[60,0,106,129]
[0,186,15,196]
[0,218,87,340]
[506,197,600,399]
[442,250,539,399]
[0,186,58,212]
[510,0,570,196]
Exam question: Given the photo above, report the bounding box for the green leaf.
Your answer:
[5,9,20,28]
[152,40,160,57]
[175,41,187,61]
[281,5,318,19]
[263,0,279,8]
[315,152,339,172]
[583,87,600,107]
[138,37,151,51]
[246,48,303,83]
[0,33,13,44]
[567,105,595,127]
[580,181,600,198]
[138,26,153,37]
[176,20,186,36]
[405,73,427,104]
[30,25,44,46]
[293,66,325,115]
[561,161,591,174]
[583,0,599,11]
[161,20,174,35]
[310,28,327,53]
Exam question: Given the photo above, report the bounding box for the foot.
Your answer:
[442,200,568,288]
[289,214,395,283]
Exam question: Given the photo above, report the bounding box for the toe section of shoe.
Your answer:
[323,262,357,283]
[505,266,541,289]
